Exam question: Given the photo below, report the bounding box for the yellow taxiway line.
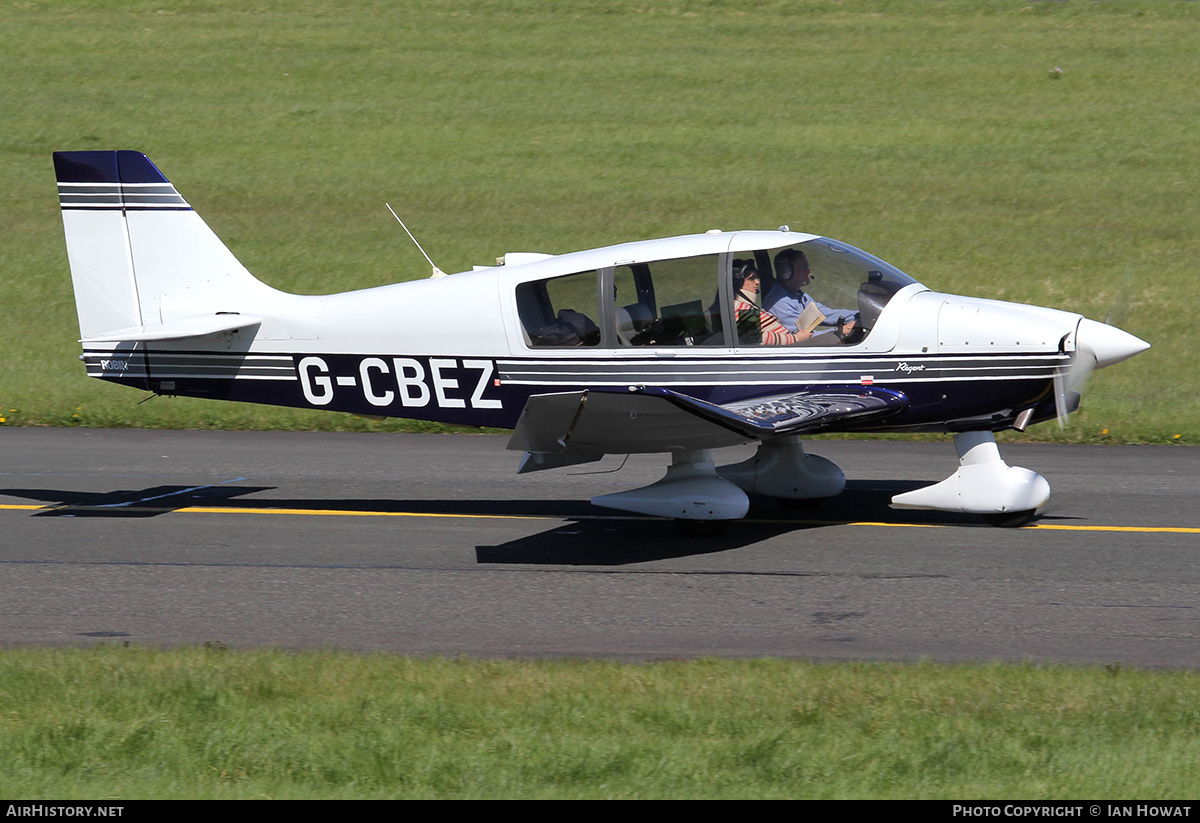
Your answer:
[3,502,1198,533]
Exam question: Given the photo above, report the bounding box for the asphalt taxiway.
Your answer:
[2,428,1197,665]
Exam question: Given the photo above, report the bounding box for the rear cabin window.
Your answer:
[613,254,723,347]
[516,270,600,347]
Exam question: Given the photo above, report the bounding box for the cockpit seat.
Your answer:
[616,302,654,345]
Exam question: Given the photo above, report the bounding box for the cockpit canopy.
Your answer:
[516,236,918,349]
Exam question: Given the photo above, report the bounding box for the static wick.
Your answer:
[385,203,446,279]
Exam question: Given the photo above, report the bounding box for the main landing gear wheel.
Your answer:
[982,509,1038,528]
[674,519,730,538]
[777,497,824,511]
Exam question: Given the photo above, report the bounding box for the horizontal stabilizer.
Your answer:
[81,313,262,343]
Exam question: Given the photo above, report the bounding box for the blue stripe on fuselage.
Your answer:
[82,347,1059,434]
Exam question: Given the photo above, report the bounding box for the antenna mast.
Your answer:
[385,203,446,279]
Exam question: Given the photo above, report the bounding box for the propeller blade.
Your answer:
[1068,346,1096,397]
[1053,368,1069,429]
[1054,345,1097,429]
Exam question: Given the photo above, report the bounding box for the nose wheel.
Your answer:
[777,496,825,511]
[983,509,1038,528]
[674,518,731,538]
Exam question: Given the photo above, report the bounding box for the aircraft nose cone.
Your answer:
[1076,318,1150,368]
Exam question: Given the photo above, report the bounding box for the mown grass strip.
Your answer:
[2,647,1199,799]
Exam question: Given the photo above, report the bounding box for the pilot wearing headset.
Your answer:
[764,248,858,341]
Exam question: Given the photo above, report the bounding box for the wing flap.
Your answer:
[507,390,751,466]
[507,385,907,471]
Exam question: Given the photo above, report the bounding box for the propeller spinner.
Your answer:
[1055,318,1150,428]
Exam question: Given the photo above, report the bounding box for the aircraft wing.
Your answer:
[508,385,907,472]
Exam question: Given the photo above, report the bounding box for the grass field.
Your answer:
[1,0,1197,442]
[3,647,1200,799]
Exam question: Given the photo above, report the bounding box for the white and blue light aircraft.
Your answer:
[54,150,1149,532]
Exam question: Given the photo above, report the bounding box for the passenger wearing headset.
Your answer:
[730,259,803,346]
[764,248,858,341]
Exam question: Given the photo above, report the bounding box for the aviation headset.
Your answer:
[732,259,758,291]
[774,248,808,282]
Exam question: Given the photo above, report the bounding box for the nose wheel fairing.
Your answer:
[890,431,1050,518]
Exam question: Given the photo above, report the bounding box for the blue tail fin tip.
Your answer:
[53,150,169,185]
[53,151,119,184]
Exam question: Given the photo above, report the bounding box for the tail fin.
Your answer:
[54,150,270,342]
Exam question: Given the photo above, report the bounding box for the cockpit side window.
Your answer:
[517,270,601,347]
[611,254,724,347]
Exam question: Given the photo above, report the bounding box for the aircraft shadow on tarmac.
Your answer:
[1,484,274,517]
[474,480,1013,566]
[4,479,1039,566]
